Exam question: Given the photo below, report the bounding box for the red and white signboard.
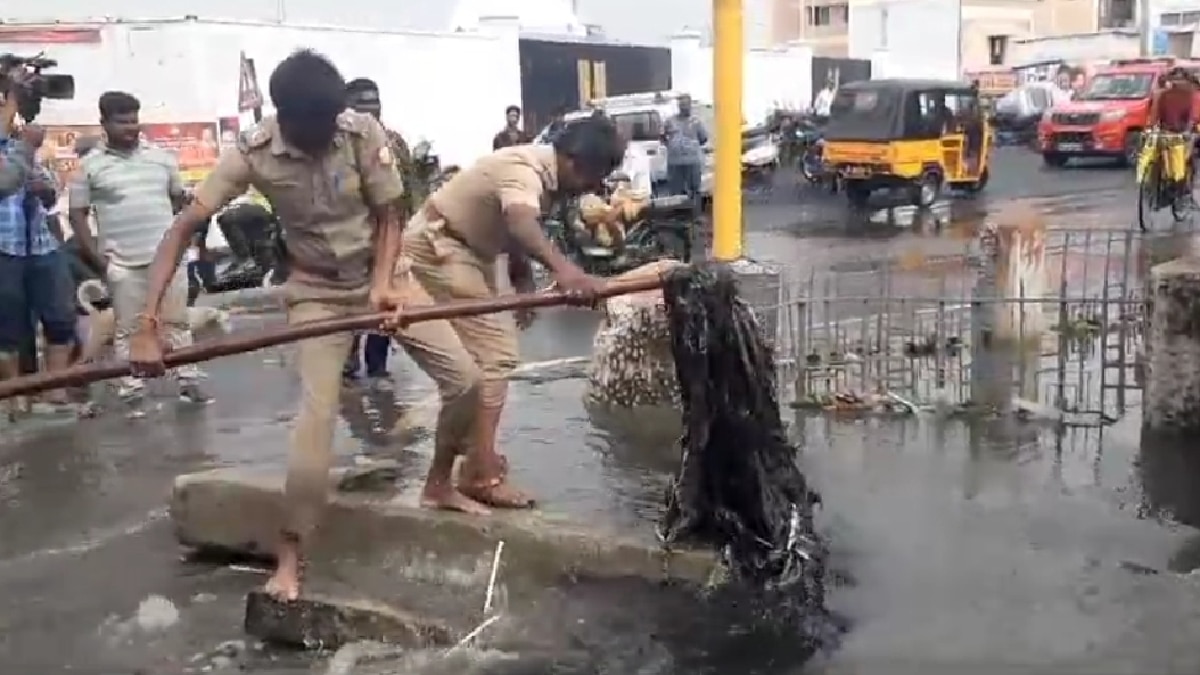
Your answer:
[237,51,263,113]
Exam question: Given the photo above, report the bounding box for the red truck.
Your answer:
[1037,57,1200,168]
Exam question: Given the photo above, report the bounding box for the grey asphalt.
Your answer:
[4,148,1200,675]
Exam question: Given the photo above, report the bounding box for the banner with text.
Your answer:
[38,122,222,187]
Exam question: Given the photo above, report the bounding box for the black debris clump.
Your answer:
[658,262,831,624]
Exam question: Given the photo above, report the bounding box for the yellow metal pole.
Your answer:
[712,0,744,261]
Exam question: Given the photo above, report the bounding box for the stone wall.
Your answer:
[1143,257,1200,435]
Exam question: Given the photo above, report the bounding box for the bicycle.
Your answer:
[1137,128,1195,231]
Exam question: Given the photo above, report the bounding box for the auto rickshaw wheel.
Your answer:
[844,180,871,208]
[910,170,942,207]
[963,166,989,195]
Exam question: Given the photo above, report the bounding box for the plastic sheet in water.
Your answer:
[657,262,827,607]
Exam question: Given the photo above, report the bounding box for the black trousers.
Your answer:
[17,313,37,375]
[343,333,390,377]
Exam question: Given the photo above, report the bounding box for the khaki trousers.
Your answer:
[404,211,520,407]
[282,275,481,540]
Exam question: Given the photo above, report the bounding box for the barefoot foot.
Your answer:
[459,479,536,510]
[420,483,492,515]
[264,540,302,601]
[458,456,536,510]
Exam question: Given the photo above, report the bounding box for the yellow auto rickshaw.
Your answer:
[822,79,992,208]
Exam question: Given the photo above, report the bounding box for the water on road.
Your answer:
[4,149,1200,674]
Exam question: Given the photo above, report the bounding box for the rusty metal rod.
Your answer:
[0,276,664,400]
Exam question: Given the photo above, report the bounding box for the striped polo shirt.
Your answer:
[69,143,182,267]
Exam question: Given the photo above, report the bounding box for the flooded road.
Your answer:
[5,148,1200,674]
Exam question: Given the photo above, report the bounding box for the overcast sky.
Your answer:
[3,0,773,46]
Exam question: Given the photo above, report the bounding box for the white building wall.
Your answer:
[848,0,961,79]
[0,18,523,168]
[670,33,813,123]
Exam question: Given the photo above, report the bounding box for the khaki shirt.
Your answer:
[427,144,557,261]
[194,111,405,290]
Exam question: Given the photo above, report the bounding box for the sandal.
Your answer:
[458,455,536,509]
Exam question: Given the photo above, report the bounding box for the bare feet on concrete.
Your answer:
[458,455,536,510]
[264,536,302,601]
[420,479,492,516]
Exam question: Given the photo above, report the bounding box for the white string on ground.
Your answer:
[450,614,504,652]
[483,540,504,614]
[447,539,506,655]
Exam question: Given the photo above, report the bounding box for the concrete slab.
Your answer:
[171,468,720,587]
[243,590,453,649]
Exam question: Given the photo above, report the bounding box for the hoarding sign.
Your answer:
[238,51,263,113]
[39,121,222,187]
[0,25,102,44]
[141,122,221,183]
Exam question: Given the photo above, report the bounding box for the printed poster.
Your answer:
[38,121,223,187]
[140,122,220,184]
[218,116,240,152]
[37,124,103,188]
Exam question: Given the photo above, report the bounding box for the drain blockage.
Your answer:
[657,262,828,610]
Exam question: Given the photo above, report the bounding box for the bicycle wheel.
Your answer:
[1139,136,1168,231]
[1138,160,1157,231]
[1173,159,1197,223]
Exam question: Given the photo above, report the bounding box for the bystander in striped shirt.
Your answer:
[68,142,182,266]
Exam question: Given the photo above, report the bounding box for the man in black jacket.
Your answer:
[492,105,532,150]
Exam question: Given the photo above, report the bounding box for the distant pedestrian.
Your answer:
[492,105,532,150]
[662,94,708,199]
[812,78,836,122]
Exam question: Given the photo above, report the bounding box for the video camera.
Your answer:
[0,52,75,122]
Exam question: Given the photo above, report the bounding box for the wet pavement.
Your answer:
[6,148,1200,674]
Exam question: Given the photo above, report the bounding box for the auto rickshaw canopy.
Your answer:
[823,78,978,143]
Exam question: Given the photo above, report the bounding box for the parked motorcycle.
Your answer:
[792,118,840,193]
[991,81,1067,148]
[410,139,452,200]
[741,129,779,192]
[206,200,287,293]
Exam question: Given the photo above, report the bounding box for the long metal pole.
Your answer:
[955,0,964,76]
[1137,0,1153,56]
[712,0,744,260]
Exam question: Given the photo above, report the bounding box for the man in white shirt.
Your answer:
[813,80,836,121]
[617,140,652,196]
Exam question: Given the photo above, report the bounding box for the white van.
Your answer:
[535,91,716,194]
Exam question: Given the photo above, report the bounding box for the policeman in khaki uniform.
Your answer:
[401,115,626,512]
[125,50,495,601]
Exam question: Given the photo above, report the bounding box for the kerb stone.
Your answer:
[171,468,720,586]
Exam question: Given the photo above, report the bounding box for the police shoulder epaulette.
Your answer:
[336,110,369,136]
[237,124,272,151]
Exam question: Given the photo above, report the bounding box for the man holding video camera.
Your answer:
[0,60,77,408]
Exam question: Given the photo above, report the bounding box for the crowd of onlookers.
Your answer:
[1,88,216,418]
[0,79,718,417]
